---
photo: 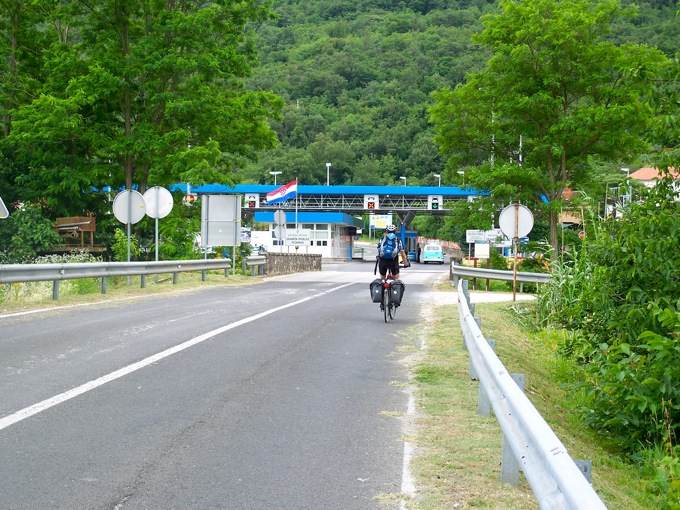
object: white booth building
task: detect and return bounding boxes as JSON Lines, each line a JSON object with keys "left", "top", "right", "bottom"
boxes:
{"left": 252, "top": 211, "right": 363, "bottom": 260}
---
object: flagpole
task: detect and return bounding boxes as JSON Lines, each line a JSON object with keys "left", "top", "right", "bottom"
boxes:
{"left": 295, "top": 177, "right": 299, "bottom": 230}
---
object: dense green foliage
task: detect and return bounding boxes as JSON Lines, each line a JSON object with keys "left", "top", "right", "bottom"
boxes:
{"left": 538, "top": 177, "right": 680, "bottom": 504}
{"left": 430, "top": 0, "right": 669, "bottom": 253}
{"left": 1, "top": 0, "right": 283, "bottom": 216}
{"left": 1, "top": 0, "right": 678, "bottom": 255}
{"left": 0, "top": 203, "right": 62, "bottom": 263}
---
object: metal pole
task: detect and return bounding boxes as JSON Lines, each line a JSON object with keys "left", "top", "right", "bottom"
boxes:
{"left": 513, "top": 204, "right": 519, "bottom": 301}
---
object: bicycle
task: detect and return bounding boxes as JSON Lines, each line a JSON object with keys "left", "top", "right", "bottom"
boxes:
{"left": 380, "top": 271, "right": 398, "bottom": 323}
{"left": 372, "top": 255, "right": 408, "bottom": 323}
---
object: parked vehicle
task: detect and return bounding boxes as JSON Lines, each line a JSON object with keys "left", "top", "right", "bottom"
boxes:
{"left": 422, "top": 243, "right": 444, "bottom": 264}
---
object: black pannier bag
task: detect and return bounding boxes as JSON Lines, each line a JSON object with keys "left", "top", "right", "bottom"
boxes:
{"left": 369, "top": 279, "right": 384, "bottom": 303}
{"left": 388, "top": 280, "right": 405, "bottom": 305}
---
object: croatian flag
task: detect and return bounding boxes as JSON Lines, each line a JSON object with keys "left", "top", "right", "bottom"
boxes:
{"left": 266, "top": 180, "right": 298, "bottom": 204}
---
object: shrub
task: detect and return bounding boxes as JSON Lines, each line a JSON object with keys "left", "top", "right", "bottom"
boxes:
{"left": 539, "top": 177, "right": 680, "bottom": 451}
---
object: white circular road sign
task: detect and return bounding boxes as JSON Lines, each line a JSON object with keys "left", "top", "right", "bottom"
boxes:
{"left": 143, "top": 186, "right": 174, "bottom": 219}
{"left": 274, "top": 209, "right": 286, "bottom": 225}
{"left": 112, "top": 190, "right": 146, "bottom": 224}
{"left": 498, "top": 204, "right": 534, "bottom": 239}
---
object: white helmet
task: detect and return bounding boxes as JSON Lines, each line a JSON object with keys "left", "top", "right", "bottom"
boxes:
{"left": 386, "top": 224, "right": 397, "bottom": 233}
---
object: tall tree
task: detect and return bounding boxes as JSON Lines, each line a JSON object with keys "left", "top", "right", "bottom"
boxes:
{"left": 3, "top": 0, "right": 283, "bottom": 214}
{"left": 430, "top": 0, "right": 667, "bottom": 253}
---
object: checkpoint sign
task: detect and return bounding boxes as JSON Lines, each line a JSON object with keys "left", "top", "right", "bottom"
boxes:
{"left": 285, "top": 228, "right": 311, "bottom": 246}
{"left": 364, "top": 194, "right": 379, "bottom": 210}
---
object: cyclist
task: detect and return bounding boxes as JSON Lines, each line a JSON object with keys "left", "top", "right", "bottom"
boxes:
{"left": 377, "top": 224, "right": 409, "bottom": 281}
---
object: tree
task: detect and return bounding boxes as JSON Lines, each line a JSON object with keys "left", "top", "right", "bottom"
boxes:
{"left": 2, "top": 0, "right": 284, "bottom": 214}
{"left": 430, "top": 0, "right": 668, "bottom": 254}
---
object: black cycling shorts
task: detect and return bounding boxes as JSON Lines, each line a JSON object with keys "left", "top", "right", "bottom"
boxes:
{"left": 378, "top": 256, "right": 400, "bottom": 277}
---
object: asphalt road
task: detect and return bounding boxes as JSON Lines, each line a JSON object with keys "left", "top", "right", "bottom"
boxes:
{"left": 0, "top": 261, "right": 451, "bottom": 510}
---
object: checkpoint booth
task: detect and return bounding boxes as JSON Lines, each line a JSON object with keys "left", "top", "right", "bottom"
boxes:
{"left": 252, "top": 211, "right": 363, "bottom": 260}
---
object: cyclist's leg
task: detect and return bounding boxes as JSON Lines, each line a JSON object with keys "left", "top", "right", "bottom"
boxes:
{"left": 378, "top": 258, "right": 388, "bottom": 279}
{"left": 390, "top": 259, "right": 401, "bottom": 280}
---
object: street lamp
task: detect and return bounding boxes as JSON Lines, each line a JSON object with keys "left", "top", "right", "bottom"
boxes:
{"left": 269, "top": 171, "right": 282, "bottom": 185}
{"left": 326, "top": 162, "right": 331, "bottom": 186}
{"left": 433, "top": 173, "right": 441, "bottom": 187}
{"left": 457, "top": 170, "right": 465, "bottom": 185}
{"left": 400, "top": 176, "right": 406, "bottom": 186}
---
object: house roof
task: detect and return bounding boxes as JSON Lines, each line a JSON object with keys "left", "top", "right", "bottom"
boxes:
{"left": 630, "top": 167, "right": 678, "bottom": 181}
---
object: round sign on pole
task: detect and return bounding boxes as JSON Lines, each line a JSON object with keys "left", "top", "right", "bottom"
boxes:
{"left": 112, "top": 190, "right": 146, "bottom": 224}
{"left": 274, "top": 209, "right": 286, "bottom": 225}
{"left": 498, "top": 204, "right": 534, "bottom": 239}
{"left": 143, "top": 187, "right": 174, "bottom": 219}
{"left": 274, "top": 225, "right": 286, "bottom": 240}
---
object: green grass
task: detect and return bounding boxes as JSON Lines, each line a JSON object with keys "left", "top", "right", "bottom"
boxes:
{"left": 404, "top": 299, "right": 652, "bottom": 509}
{"left": 0, "top": 271, "right": 258, "bottom": 315}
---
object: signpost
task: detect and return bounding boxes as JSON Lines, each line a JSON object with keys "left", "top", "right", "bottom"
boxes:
{"left": 498, "top": 204, "right": 534, "bottom": 301}
{"left": 112, "top": 190, "right": 146, "bottom": 265}
{"left": 143, "top": 187, "right": 174, "bottom": 263}
{"left": 201, "top": 194, "right": 240, "bottom": 274}
{"left": 273, "top": 209, "right": 286, "bottom": 250}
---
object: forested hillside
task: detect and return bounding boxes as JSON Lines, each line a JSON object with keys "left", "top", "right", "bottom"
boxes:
{"left": 0, "top": 0, "right": 677, "bottom": 260}
{"left": 241, "top": 0, "right": 680, "bottom": 187}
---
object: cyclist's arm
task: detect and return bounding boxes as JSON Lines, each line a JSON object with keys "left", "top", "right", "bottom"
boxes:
{"left": 399, "top": 249, "right": 410, "bottom": 267}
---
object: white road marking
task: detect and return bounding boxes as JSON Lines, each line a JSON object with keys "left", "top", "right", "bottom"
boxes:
{"left": 0, "top": 282, "right": 356, "bottom": 431}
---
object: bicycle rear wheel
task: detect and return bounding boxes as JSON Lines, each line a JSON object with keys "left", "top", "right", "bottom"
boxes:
{"left": 383, "top": 286, "right": 390, "bottom": 322}
{"left": 389, "top": 302, "right": 397, "bottom": 320}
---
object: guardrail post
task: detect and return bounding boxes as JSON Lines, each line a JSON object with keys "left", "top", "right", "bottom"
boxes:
{"left": 471, "top": 338, "right": 495, "bottom": 381}
{"left": 52, "top": 280, "right": 60, "bottom": 300}
{"left": 101, "top": 277, "right": 107, "bottom": 294}
{"left": 201, "top": 270, "right": 206, "bottom": 282}
{"left": 173, "top": 272, "right": 178, "bottom": 284}
{"left": 574, "top": 460, "right": 592, "bottom": 483}
{"left": 140, "top": 275, "right": 146, "bottom": 288}
{"left": 242, "top": 259, "right": 247, "bottom": 275}
{"left": 476, "top": 339, "right": 496, "bottom": 416}
{"left": 500, "top": 374, "right": 525, "bottom": 486}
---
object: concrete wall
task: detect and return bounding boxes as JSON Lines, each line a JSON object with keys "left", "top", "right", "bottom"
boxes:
{"left": 266, "top": 253, "right": 322, "bottom": 275}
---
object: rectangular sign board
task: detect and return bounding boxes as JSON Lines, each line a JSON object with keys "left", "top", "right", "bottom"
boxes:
{"left": 466, "top": 229, "right": 485, "bottom": 243}
{"left": 475, "top": 241, "right": 490, "bottom": 259}
{"left": 466, "top": 228, "right": 510, "bottom": 245}
{"left": 201, "top": 195, "right": 240, "bottom": 247}
{"left": 284, "top": 229, "right": 312, "bottom": 246}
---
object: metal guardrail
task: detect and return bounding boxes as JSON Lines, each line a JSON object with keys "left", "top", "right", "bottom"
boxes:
{"left": 0, "top": 259, "right": 232, "bottom": 300}
{"left": 242, "top": 255, "right": 266, "bottom": 276}
{"left": 457, "top": 279, "right": 606, "bottom": 510}
{"left": 451, "top": 263, "right": 551, "bottom": 286}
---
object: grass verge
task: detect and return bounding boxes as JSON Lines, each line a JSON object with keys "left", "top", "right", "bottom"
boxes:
{"left": 0, "top": 271, "right": 259, "bottom": 315}
{"left": 404, "top": 296, "right": 649, "bottom": 509}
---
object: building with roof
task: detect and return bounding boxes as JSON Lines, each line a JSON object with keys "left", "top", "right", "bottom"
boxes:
{"left": 172, "top": 183, "right": 481, "bottom": 260}
{"left": 630, "top": 167, "right": 679, "bottom": 188}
